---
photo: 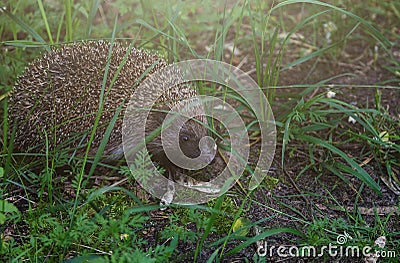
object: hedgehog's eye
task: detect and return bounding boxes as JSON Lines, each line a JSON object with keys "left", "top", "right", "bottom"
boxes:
{"left": 180, "top": 134, "right": 190, "bottom": 142}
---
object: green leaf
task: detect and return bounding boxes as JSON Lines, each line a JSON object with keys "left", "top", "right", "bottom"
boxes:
{"left": 0, "top": 200, "right": 20, "bottom": 224}
{"left": 232, "top": 217, "right": 251, "bottom": 236}
{"left": 0, "top": 213, "right": 5, "bottom": 225}
{"left": 0, "top": 200, "right": 19, "bottom": 213}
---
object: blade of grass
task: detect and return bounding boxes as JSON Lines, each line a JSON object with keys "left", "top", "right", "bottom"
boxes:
{"left": 87, "top": 103, "right": 123, "bottom": 179}
{"left": 42, "top": 130, "right": 54, "bottom": 204}
{"left": 224, "top": 227, "right": 305, "bottom": 256}
{"left": 65, "top": 14, "right": 119, "bottom": 258}
{"left": 194, "top": 195, "right": 224, "bottom": 261}
{"left": 56, "top": 12, "right": 65, "bottom": 43}
{"left": 282, "top": 115, "right": 292, "bottom": 168}
{"left": 296, "top": 134, "right": 381, "bottom": 193}
{"left": 0, "top": 7, "right": 49, "bottom": 51}
{"left": 281, "top": 43, "right": 338, "bottom": 71}
{"left": 37, "top": 0, "right": 53, "bottom": 44}
{"left": 85, "top": 42, "right": 138, "bottom": 178}
{"left": 218, "top": 191, "right": 251, "bottom": 258}
{"left": 271, "top": 0, "right": 392, "bottom": 48}
{"left": 65, "top": 0, "right": 73, "bottom": 42}
{"left": 2, "top": 98, "right": 8, "bottom": 152}
{"left": 86, "top": 0, "right": 101, "bottom": 38}
{"left": 2, "top": 40, "right": 50, "bottom": 47}
{"left": 3, "top": 100, "right": 15, "bottom": 178}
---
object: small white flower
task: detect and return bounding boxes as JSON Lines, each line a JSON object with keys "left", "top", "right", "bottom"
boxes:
{"left": 214, "top": 104, "right": 227, "bottom": 110}
{"left": 323, "top": 21, "right": 337, "bottom": 43}
{"left": 223, "top": 42, "right": 242, "bottom": 56}
{"left": 348, "top": 115, "right": 357, "bottom": 124}
{"left": 374, "top": 236, "right": 386, "bottom": 249}
{"left": 327, "top": 90, "right": 336, "bottom": 98}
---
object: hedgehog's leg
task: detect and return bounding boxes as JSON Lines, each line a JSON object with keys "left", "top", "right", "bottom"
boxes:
{"left": 160, "top": 170, "right": 175, "bottom": 209}
{"left": 187, "top": 181, "right": 221, "bottom": 194}
{"left": 174, "top": 171, "right": 221, "bottom": 194}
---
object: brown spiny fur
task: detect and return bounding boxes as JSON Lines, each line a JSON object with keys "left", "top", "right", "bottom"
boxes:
{"left": 8, "top": 41, "right": 209, "bottom": 173}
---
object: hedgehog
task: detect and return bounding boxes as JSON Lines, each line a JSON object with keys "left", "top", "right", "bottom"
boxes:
{"left": 8, "top": 41, "right": 215, "bottom": 177}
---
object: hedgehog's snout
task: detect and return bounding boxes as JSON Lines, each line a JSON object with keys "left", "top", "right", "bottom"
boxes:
{"left": 198, "top": 136, "right": 216, "bottom": 164}
{"left": 178, "top": 127, "right": 216, "bottom": 168}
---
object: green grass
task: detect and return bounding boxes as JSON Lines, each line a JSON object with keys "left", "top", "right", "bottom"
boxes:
{"left": 1, "top": 0, "right": 399, "bottom": 262}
